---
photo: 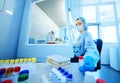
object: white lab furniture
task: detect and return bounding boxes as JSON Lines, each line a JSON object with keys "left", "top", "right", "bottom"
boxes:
{"left": 0, "top": 0, "right": 5, "bottom": 11}
{"left": 109, "top": 48, "right": 120, "bottom": 71}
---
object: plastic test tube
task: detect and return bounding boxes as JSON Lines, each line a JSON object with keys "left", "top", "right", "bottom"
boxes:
{"left": 1, "top": 79, "right": 13, "bottom": 83}
{"left": 28, "top": 58, "right": 31, "bottom": 63}
{"left": 4, "top": 60, "right": 9, "bottom": 64}
{"left": 19, "top": 59, "right": 24, "bottom": 64}
{"left": 15, "top": 59, "right": 19, "bottom": 64}
{"left": 66, "top": 74, "right": 73, "bottom": 83}
{"left": 18, "top": 74, "right": 29, "bottom": 83}
{"left": 0, "top": 60, "right": 4, "bottom": 63}
{"left": 19, "top": 70, "right": 29, "bottom": 75}
{"left": 13, "top": 66, "right": 21, "bottom": 83}
{"left": 10, "top": 59, "right": 15, "bottom": 64}
{"left": 14, "top": 66, "right": 21, "bottom": 74}
{"left": 18, "top": 70, "right": 29, "bottom": 83}
{"left": 5, "top": 67, "right": 13, "bottom": 76}
{"left": 0, "top": 60, "right": 4, "bottom": 67}
{"left": 32, "top": 58, "right": 36, "bottom": 63}
{"left": 23, "top": 58, "right": 28, "bottom": 63}
{"left": 0, "top": 68, "right": 6, "bottom": 82}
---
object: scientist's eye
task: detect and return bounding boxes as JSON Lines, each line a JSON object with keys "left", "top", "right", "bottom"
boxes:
{"left": 78, "top": 22, "right": 82, "bottom": 25}
{"left": 76, "top": 23, "right": 82, "bottom": 26}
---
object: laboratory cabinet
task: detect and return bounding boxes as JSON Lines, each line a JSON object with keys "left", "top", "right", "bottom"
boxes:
{"left": 0, "top": 0, "right": 5, "bottom": 11}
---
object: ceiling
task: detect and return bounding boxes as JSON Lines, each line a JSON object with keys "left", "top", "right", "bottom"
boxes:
{"left": 37, "top": 0, "right": 67, "bottom": 28}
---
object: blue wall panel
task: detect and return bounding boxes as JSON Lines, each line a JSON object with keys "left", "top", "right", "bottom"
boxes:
{"left": 0, "top": 0, "right": 25, "bottom": 59}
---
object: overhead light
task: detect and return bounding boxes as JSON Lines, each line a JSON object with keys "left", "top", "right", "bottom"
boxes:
{"left": 32, "top": 0, "right": 45, "bottom": 3}
{"left": 68, "top": 11, "right": 73, "bottom": 25}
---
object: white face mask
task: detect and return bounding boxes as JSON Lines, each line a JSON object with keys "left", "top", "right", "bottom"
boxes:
{"left": 76, "top": 25, "right": 83, "bottom": 32}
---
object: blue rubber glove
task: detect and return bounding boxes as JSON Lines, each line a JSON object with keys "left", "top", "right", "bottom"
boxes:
{"left": 79, "top": 66, "right": 86, "bottom": 75}
{"left": 79, "top": 56, "right": 95, "bottom": 75}
{"left": 83, "top": 63, "right": 95, "bottom": 71}
{"left": 84, "top": 56, "right": 95, "bottom": 71}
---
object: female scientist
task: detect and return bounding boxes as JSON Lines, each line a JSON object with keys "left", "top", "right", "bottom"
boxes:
{"left": 75, "top": 17, "right": 100, "bottom": 75}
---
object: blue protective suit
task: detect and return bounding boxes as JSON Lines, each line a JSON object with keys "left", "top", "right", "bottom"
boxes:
{"left": 75, "top": 31, "right": 100, "bottom": 75}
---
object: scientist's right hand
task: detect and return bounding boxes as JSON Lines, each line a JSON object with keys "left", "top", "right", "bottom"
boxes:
{"left": 79, "top": 56, "right": 95, "bottom": 75}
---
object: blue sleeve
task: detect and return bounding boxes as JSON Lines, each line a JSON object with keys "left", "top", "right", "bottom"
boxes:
{"left": 84, "top": 32, "right": 100, "bottom": 67}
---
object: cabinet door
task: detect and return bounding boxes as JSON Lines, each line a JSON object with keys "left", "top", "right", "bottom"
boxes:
{"left": 0, "top": 0, "right": 5, "bottom": 11}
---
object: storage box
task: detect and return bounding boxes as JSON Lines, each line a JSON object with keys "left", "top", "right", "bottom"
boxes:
{"left": 47, "top": 55, "right": 70, "bottom": 68}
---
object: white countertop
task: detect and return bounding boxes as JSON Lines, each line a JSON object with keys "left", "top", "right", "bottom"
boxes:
{"left": 28, "top": 63, "right": 85, "bottom": 83}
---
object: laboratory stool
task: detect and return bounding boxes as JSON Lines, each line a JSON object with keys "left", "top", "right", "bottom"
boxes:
{"left": 96, "top": 78, "right": 106, "bottom": 83}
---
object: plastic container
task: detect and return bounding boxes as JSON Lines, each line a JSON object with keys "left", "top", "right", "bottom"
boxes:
{"left": 3, "top": 67, "right": 13, "bottom": 82}
{"left": 58, "top": 67, "right": 68, "bottom": 83}
{"left": 61, "top": 76, "right": 66, "bottom": 83}
{"left": 1, "top": 79, "right": 13, "bottom": 83}
{"left": 66, "top": 74, "right": 73, "bottom": 83}
{"left": 19, "top": 59, "right": 24, "bottom": 64}
{"left": 0, "top": 68, "right": 6, "bottom": 82}
{"left": 84, "top": 71, "right": 95, "bottom": 83}
{"left": 51, "top": 67, "right": 66, "bottom": 83}
{"left": 13, "top": 66, "right": 21, "bottom": 73}
{"left": 5, "top": 67, "right": 13, "bottom": 77}
{"left": 52, "top": 68, "right": 59, "bottom": 83}
{"left": 23, "top": 58, "right": 28, "bottom": 63}
{"left": 56, "top": 71, "right": 62, "bottom": 83}
{"left": 96, "top": 78, "right": 106, "bottom": 83}
{"left": 58, "top": 67, "right": 62, "bottom": 71}
{"left": 31, "top": 58, "right": 36, "bottom": 63}
{"left": 4, "top": 60, "right": 9, "bottom": 64}
{"left": 0, "top": 60, "right": 4, "bottom": 64}
{"left": 27, "top": 58, "right": 31, "bottom": 63}
{"left": 25, "top": 58, "right": 36, "bottom": 74}
{"left": 14, "top": 59, "right": 19, "bottom": 64}
{"left": 9, "top": 59, "right": 14, "bottom": 64}
{"left": 78, "top": 56, "right": 84, "bottom": 66}
{"left": 13, "top": 66, "right": 21, "bottom": 83}
{"left": 19, "top": 70, "right": 29, "bottom": 75}
{"left": 18, "top": 74, "right": 29, "bottom": 83}
{"left": 0, "top": 68, "right": 6, "bottom": 75}
{"left": 18, "top": 70, "right": 29, "bottom": 83}
{"left": 63, "top": 71, "right": 68, "bottom": 76}
{"left": 60, "top": 69, "right": 65, "bottom": 74}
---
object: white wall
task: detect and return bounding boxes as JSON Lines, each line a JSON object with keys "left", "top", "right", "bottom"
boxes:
{"left": 0, "top": 0, "right": 25, "bottom": 59}
{"left": 29, "top": 4, "right": 60, "bottom": 42}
